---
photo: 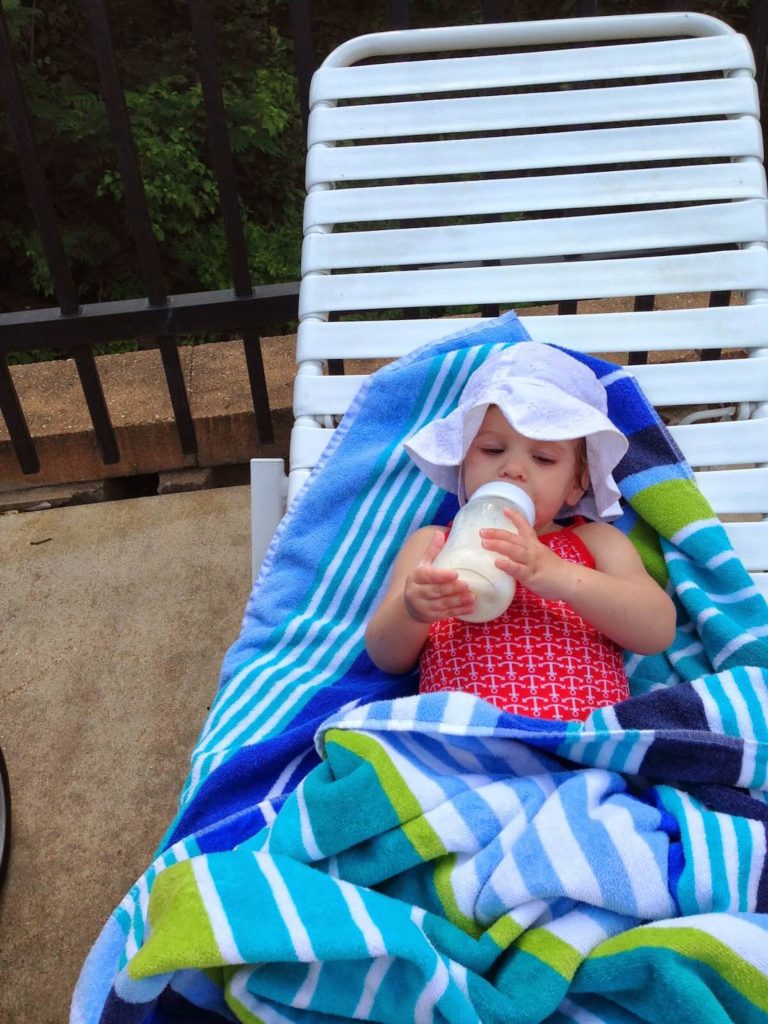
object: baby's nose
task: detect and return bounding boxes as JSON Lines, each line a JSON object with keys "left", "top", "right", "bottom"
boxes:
{"left": 501, "top": 457, "right": 526, "bottom": 480}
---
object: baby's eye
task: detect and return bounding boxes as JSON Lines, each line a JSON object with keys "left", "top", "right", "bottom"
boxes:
{"left": 533, "top": 454, "right": 556, "bottom": 465}
{"left": 481, "top": 446, "right": 504, "bottom": 455}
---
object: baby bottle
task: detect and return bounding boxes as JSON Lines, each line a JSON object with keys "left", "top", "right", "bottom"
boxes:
{"left": 432, "top": 481, "right": 535, "bottom": 623}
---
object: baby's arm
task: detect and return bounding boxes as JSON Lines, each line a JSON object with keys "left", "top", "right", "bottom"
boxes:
{"left": 365, "top": 526, "right": 475, "bottom": 673}
{"left": 482, "top": 511, "right": 677, "bottom": 655}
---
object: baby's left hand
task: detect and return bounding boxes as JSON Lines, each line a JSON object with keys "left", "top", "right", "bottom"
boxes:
{"left": 480, "top": 508, "right": 570, "bottom": 600}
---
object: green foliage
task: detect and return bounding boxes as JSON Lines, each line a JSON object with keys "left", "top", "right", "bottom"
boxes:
{"left": 0, "top": 0, "right": 760, "bottom": 368}
{"left": 0, "top": 0, "right": 303, "bottom": 327}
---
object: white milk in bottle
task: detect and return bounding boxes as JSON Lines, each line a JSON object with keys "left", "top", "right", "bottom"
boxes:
{"left": 432, "top": 481, "right": 535, "bottom": 623}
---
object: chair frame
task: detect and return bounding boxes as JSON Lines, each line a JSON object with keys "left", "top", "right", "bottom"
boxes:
{"left": 251, "top": 12, "right": 768, "bottom": 592}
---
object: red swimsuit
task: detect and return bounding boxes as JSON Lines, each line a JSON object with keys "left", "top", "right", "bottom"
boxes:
{"left": 419, "top": 526, "right": 629, "bottom": 720}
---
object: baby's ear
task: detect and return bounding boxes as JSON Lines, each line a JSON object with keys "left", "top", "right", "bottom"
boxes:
{"left": 574, "top": 439, "right": 590, "bottom": 495}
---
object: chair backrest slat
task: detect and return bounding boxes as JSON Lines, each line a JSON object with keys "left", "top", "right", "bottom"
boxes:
{"left": 293, "top": 356, "right": 768, "bottom": 417}
{"left": 308, "top": 78, "right": 758, "bottom": 144}
{"left": 696, "top": 468, "right": 768, "bottom": 513}
{"left": 294, "top": 13, "right": 768, "bottom": 578}
{"left": 310, "top": 35, "right": 754, "bottom": 103}
{"left": 296, "top": 306, "right": 768, "bottom": 361}
{"left": 304, "top": 165, "right": 767, "bottom": 228}
{"left": 299, "top": 249, "right": 768, "bottom": 316}
{"left": 724, "top": 523, "right": 768, "bottom": 573}
{"left": 306, "top": 118, "right": 763, "bottom": 187}
{"left": 668, "top": 419, "right": 768, "bottom": 467}
{"left": 302, "top": 200, "right": 768, "bottom": 273}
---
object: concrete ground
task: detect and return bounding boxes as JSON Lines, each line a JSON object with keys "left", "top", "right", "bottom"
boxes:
{"left": 0, "top": 486, "right": 254, "bottom": 1023}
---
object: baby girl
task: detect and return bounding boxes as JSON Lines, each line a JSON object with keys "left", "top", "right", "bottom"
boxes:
{"left": 365, "top": 342, "right": 676, "bottom": 720}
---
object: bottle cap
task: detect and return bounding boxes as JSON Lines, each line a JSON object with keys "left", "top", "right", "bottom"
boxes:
{"left": 470, "top": 481, "right": 535, "bottom": 525}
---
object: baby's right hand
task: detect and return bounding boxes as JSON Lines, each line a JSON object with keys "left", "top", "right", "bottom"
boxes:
{"left": 402, "top": 529, "right": 475, "bottom": 623}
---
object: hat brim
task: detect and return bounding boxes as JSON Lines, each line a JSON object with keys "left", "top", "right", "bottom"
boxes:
{"left": 404, "top": 373, "right": 628, "bottom": 520}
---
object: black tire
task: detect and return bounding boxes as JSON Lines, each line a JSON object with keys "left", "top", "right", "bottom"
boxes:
{"left": 0, "top": 745, "right": 9, "bottom": 891}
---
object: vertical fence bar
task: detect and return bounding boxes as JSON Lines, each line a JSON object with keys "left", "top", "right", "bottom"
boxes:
{"left": 482, "top": 0, "right": 509, "bottom": 22}
{"left": 557, "top": 255, "right": 580, "bottom": 316}
{"left": 747, "top": 0, "right": 767, "bottom": 101}
{"left": 0, "top": 356, "right": 39, "bottom": 474}
{"left": 188, "top": 0, "right": 251, "bottom": 299}
{"left": 0, "top": 9, "right": 78, "bottom": 316}
{"left": 700, "top": 291, "right": 730, "bottom": 362}
{"left": 155, "top": 340, "right": 197, "bottom": 453}
{"left": 290, "top": 0, "right": 315, "bottom": 136}
{"left": 478, "top": 0, "right": 505, "bottom": 321}
{"left": 388, "top": 0, "right": 409, "bottom": 31}
{"left": 0, "top": 2, "right": 119, "bottom": 468}
{"left": 383, "top": 1, "right": 411, "bottom": 341}
{"left": 82, "top": 0, "right": 167, "bottom": 305}
{"left": 70, "top": 345, "right": 122, "bottom": 461}
{"left": 293, "top": 0, "right": 344, "bottom": 377}
{"left": 627, "top": 295, "right": 654, "bottom": 366}
{"left": 188, "top": 0, "right": 273, "bottom": 443}
{"left": 82, "top": 0, "right": 198, "bottom": 456}
{"left": 156, "top": 350, "right": 196, "bottom": 454}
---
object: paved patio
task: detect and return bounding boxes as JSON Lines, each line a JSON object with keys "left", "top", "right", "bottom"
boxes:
{"left": 0, "top": 485, "right": 253, "bottom": 1023}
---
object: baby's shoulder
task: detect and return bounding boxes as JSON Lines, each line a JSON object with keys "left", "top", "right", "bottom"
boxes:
{"left": 572, "top": 519, "right": 619, "bottom": 539}
{"left": 572, "top": 519, "right": 643, "bottom": 572}
{"left": 572, "top": 519, "right": 632, "bottom": 555}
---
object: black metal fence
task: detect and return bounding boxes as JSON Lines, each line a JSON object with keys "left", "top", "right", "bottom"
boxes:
{"left": 0, "top": 0, "right": 299, "bottom": 475}
{"left": 0, "top": 0, "right": 765, "bottom": 477}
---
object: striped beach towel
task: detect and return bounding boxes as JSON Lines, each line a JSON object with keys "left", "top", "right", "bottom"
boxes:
{"left": 72, "top": 311, "right": 768, "bottom": 1023}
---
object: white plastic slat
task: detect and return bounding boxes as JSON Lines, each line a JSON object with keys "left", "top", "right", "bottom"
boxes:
{"left": 287, "top": 468, "right": 311, "bottom": 508}
{"left": 302, "top": 200, "right": 768, "bottom": 273}
{"left": 322, "top": 14, "right": 737, "bottom": 70}
{"left": 250, "top": 458, "right": 288, "bottom": 579}
{"left": 310, "top": 36, "right": 753, "bottom": 103}
{"left": 723, "top": 522, "right": 768, "bottom": 572}
{"left": 288, "top": 423, "right": 768, "bottom": 483}
{"left": 628, "top": 357, "right": 768, "bottom": 406}
{"left": 299, "top": 249, "right": 768, "bottom": 317}
{"left": 517, "top": 306, "right": 768, "bottom": 355}
{"left": 669, "top": 419, "right": 768, "bottom": 468}
{"left": 304, "top": 164, "right": 767, "bottom": 228}
{"left": 293, "top": 374, "right": 367, "bottom": 416}
{"left": 296, "top": 306, "right": 768, "bottom": 362}
{"left": 694, "top": 468, "right": 768, "bottom": 513}
{"left": 308, "top": 77, "right": 758, "bottom": 144}
{"left": 290, "top": 424, "right": 336, "bottom": 470}
{"left": 296, "top": 318, "right": 484, "bottom": 361}
{"left": 307, "top": 118, "right": 763, "bottom": 187}
{"left": 293, "top": 357, "right": 768, "bottom": 418}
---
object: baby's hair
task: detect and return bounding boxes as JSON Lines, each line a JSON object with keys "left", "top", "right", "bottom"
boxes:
{"left": 575, "top": 438, "right": 589, "bottom": 489}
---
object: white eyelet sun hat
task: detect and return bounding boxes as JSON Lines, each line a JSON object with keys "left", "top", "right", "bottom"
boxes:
{"left": 404, "top": 342, "right": 629, "bottom": 521}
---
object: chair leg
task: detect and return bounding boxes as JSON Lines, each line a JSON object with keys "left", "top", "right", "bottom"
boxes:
{"left": 0, "top": 744, "right": 10, "bottom": 891}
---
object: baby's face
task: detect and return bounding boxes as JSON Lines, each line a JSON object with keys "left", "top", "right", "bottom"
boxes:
{"left": 463, "top": 406, "right": 587, "bottom": 532}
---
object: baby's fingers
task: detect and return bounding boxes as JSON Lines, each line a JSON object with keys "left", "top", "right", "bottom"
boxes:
{"left": 412, "top": 563, "right": 464, "bottom": 588}
{"left": 404, "top": 574, "right": 474, "bottom": 622}
{"left": 419, "top": 528, "right": 447, "bottom": 567}
{"left": 503, "top": 506, "right": 536, "bottom": 535}
{"left": 479, "top": 528, "right": 525, "bottom": 558}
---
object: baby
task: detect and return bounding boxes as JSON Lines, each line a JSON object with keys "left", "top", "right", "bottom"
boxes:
{"left": 365, "top": 342, "right": 676, "bottom": 720}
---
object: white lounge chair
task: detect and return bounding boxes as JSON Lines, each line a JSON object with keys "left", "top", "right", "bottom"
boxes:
{"left": 250, "top": 11, "right": 768, "bottom": 598}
